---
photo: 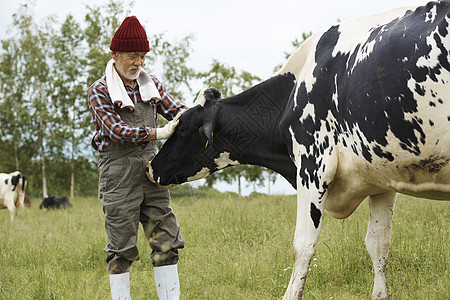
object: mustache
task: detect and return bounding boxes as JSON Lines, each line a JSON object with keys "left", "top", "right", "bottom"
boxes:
{"left": 129, "top": 66, "right": 141, "bottom": 71}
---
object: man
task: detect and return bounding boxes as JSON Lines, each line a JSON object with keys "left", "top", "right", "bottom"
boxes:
{"left": 88, "top": 16, "right": 186, "bottom": 300}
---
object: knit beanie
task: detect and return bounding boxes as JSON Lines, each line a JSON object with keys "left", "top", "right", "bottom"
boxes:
{"left": 110, "top": 16, "right": 150, "bottom": 52}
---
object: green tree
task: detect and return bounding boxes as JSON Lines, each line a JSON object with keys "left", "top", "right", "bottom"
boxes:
{"left": 50, "top": 14, "right": 92, "bottom": 198}
{"left": 147, "top": 33, "right": 197, "bottom": 100}
{"left": 0, "top": 38, "right": 28, "bottom": 171}
{"left": 2, "top": 2, "right": 53, "bottom": 197}
{"left": 0, "top": 0, "right": 307, "bottom": 198}
{"left": 0, "top": 2, "right": 99, "bottom": 198}
{"left": 84, "top": 0, "right": 125, "bottom": 86}
{"left": 0, "top": 2, "right": 42, "bottom": 173}
{"left": 198, "top": 59, "right": 259, "bottom": 97}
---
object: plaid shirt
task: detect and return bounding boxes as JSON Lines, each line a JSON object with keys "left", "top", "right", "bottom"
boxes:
{"left": 88, "top": 74, "right": 187, "bottom": 152}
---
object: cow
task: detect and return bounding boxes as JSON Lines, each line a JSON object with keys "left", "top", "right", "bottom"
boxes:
{"left": 146, "top": 1, "right": 450, "bottom": 299}
{"left": 0, "top": 171, "right": 27, "bottom": 224}
{"left": 39, "top": 195, "right": 73, "bottom": 210}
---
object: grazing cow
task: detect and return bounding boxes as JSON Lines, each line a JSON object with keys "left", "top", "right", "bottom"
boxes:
{"left": 147, "top": 2, "right": 450, "bottom": 299}
{"left": 39, "top": 196, "right": 73, "bottom": 210}
{"left": 0, "top": 171, "right": 27, "bottom": 223}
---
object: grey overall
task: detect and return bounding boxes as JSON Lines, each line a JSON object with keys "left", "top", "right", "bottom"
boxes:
{"left": 98, "top": 101, "right": 185, "bottom": 274}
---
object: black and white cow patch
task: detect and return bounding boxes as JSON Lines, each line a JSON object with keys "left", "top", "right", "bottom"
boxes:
{"left": 280, "top": 1, "right": 450, "bottom": 190}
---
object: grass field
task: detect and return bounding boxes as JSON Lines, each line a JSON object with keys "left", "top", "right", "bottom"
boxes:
{"left": 0, "top": 192, "right": 448, "bottom": 299}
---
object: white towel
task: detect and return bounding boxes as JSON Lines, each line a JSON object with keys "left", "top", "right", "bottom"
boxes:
{"left": 105, "top": 59, "right": 162, "bottom": 110}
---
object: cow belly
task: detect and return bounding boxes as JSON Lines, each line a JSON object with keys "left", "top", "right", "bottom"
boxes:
{"left": 387, "top": 164, "right": 450, "bottom": 200}
{"left": 324, "top": 174, "right": 383, "bottom": 219}
{"left": 324, "top": 147, "right": 450, "bottom": 218}
{"left": 388, "top": 181, "right": 450, "bottom": 200}
{"left": 385, "top": 151, "right": 450, "bottom": 200}
{"left": 321, "top": 146, "right": 385, "bottom": 218}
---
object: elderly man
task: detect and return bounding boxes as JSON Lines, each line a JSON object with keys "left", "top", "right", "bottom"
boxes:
{"left": 88, "top": 16, "right": 186, "bottom": 300}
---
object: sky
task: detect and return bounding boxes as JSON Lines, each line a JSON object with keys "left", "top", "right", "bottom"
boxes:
{"left": 1, "top": 0, "right": 428, "bottom": 195}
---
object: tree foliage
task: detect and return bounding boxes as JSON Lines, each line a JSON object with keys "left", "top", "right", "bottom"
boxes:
{"left": 0, "top": 0, "right": 299, "bottom": 198}
{"left": 0, "top": 1, "right": 124, "bottom": 197}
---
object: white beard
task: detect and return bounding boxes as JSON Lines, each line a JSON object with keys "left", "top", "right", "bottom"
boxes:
{"left": 115, "top": 63, "right": 141, "bottom": 81}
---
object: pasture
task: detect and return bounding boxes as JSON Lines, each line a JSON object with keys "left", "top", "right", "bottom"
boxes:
{"left": 0, "top": 192, "right": 448, "bottom": 299}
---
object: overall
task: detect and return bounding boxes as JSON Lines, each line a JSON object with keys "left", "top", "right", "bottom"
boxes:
{"left": 98, "top": 100, "right": 185, "bottom": 274}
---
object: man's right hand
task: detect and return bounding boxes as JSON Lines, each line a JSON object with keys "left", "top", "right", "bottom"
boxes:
{"left": 155, "top": 119, "right": 180, "bottom": 140}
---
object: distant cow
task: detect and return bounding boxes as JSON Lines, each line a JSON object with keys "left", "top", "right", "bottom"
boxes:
{"left": 39, "top": 196, "right": 73, "bottom": 210}
{"left": 0, "top": 171, "right": 27, "bottom": 223}
{"left": 147, "top": 2, "right": 450, "bottom": 299}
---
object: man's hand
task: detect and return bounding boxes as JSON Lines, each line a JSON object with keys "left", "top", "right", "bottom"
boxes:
{"left": 155, "top": 119, "right": 179, "bottom": 140}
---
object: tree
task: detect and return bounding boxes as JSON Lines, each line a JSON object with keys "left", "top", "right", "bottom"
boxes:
{"left": 50, "top": 14, "right": 91, "bottom": 198}
{"left": 5, "top": 3, "right": 53, "bottom": 198}
{"left": 0, "top": 1, "right": 99, "bottom": 198}
{"left": 84, "top": 0, "right": 125, "bottom": 87}
{"left": 147, "top": 33, "right": 197, "bottom": 100}
{"left": 0, "top": 0, "right": 308, "bottom": 198}
{"left": 0, "top": 2, "right": 42, "bottom": 173}
{"left": 0, "top": 37, "right": 27, "bottom": 171}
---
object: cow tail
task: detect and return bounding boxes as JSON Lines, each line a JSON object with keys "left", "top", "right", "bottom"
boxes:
{"left": 21, "top": 174, "right": 26, "bottom": 192}
{"left": 14, "top": 174, "right": 26, "bottom": 208}
{"left": 14, "top": 188, "right": 20, "bottom": 207}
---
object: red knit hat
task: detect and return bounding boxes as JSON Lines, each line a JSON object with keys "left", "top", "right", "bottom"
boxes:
{"left": 110, "top": 16, "right": 150, "bottom": 52}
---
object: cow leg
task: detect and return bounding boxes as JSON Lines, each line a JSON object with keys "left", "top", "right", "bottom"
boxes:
{"left": 17, "top": 203, "right": 24, "bottom": 219}
{"left": 283, "top": 188, "right": 325, "bottom": 300}
{"left": 17, "top": 190, "right": 25, "bottom": 219}
{"left": 283, "top": 146, "right": 338, "bottom": 300}
{"left": 9, "top": 209, "right": 15, "bottom": 224}
{"left": 6, "top": 201, "right": 15, "bottom": 224}
{"left": 365, "top": 192, "right": 396, "bottom": 300}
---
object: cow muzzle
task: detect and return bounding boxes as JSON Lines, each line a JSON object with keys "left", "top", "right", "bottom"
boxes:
{"left": 145, "top": 161, "right": 156, "bottom": 183}
{"left": 145, "top": 161, "right": 174, "bottom": 189}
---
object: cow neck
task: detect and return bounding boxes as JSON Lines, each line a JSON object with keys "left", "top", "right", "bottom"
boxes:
{"left": 214, "top": 73, "right": 297, "bottom": 188}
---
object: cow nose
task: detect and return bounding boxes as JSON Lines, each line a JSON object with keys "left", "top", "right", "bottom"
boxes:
{"left": 145, "top": 161, "right": 156, "bottom": 183}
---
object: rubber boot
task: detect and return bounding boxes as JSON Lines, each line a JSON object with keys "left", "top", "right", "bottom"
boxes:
{"left": 109, "top": 272, "right": 131, "bottom": 300}
{"left": 154, "top": 264, "right": 180, "bottom": 300}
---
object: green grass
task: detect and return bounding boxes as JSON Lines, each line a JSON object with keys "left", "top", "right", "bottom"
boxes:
{"left": 0, "top": 193, "right": 448, "bottom": 299}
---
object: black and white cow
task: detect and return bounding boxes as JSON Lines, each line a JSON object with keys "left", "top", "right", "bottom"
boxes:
{"left": 0, "top": 171, "right": 27, "bottom": 224}
{"left": 147, "top": 2, "right": 450, "bottom": 299}
{"left": 39, "top": 195, "right": 73, "bottom": 210}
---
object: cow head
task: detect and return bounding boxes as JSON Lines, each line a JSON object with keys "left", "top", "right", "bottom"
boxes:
{"left": 40, "top": 195, "right": 55, "bottom": 209}
{"left": 147, "top": 73, "right": 299, "bottom": 189}
{"left": 146, "top": 87, "right": 225, "bottom": 188}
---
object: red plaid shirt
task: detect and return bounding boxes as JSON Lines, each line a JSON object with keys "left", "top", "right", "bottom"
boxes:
{"left": 88, "top": 74, "right": 187, "bottom": 151}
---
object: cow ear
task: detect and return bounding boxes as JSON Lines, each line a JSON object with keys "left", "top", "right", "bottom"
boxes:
{"left": 194, "top": 88, "right": 209, "bottom": 106}
{"left": 209, "top": 87, "right": 221, "bottom": 100}
{"left": 199, "top": 104, "right": 219, "bottom": 145}
{"left": 194, "top": 87, "right": 221, "bottom": 107}
{"left": 200, "top": 122, "right": 214, "bottom": 144}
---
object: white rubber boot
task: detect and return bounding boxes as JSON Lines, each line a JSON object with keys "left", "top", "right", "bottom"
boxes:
{"left": 154, "top": 264, "right": 180, "bottom": 300}
{"left": 109, "top": 272, "right": 131, "bottom": 300}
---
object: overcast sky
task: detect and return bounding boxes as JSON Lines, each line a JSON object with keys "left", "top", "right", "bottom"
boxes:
{"left": 0, "top": 0, "right": 428, "bottom": 195}
{"left": 2, "top": 0, "right": 426, "bottom": 79}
